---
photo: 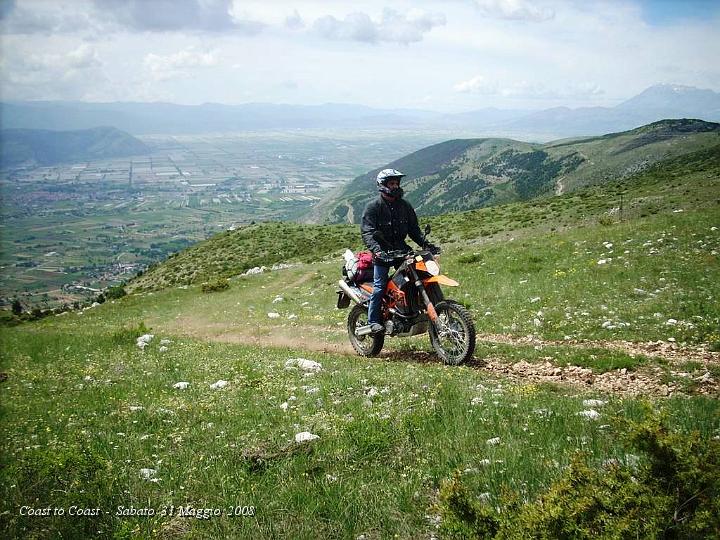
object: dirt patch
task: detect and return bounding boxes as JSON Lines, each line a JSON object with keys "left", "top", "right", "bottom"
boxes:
{"left": 160, "top": 317, "right": 719, "bottom": 397}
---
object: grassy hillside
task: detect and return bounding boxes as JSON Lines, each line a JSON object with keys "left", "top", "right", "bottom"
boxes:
{"left": 314, "top": 119, "right": 720, "bottom": 223}
{"left": 130, "top": 142, "right": 720, "bottom": 294}
{"left": 0, "top": 126, "right": 149, "bottom": 168}
{"left": 1, "top": 141, "right": 718, "bottom": 538}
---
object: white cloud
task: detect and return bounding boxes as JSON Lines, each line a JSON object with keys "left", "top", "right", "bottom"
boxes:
{"left": 473, "top": 0, "right": 554, "bottom": 22}
{"left": 94, "top": 0, "right": 263, "bottom": 34}
{"left": 144, "top": 48, "right": 218, "bottom": 81}
{"left": 454, "top": 75, "right": 498, "bottom": 94}
{"left": 285, "top": 9, "right": 305, "bottom": 30}
{"left": 313, "top": 8, "right": 446, "bottom": 44}
{"left": 454, "top": 76, "right": 605, "bottom": 101}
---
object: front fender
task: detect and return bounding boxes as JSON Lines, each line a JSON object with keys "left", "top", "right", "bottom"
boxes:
{"left": 423, "top": 275, "right": 459, "bottom": 287}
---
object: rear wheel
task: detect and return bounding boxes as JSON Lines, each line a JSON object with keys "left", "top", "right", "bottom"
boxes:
{"left": 347, "top": 304, "right": 384, "bottom": 357}
{"left": 429, "top": 300, "right": 476, "bottom": 365}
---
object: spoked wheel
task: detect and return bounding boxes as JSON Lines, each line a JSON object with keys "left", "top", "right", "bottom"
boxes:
{"left": 347, "top": 304, "right": 384, "bottom": 357}
{"left": 429, "top": 301, "right": 476, "bottom": 365}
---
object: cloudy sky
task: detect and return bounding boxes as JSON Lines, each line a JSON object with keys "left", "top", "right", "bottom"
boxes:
{"left": 1, "top": 0, "right": 719, "bottom": 112}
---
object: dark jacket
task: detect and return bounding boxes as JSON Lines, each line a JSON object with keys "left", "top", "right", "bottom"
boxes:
{"left": 361, "top": 195, "right": 426, "bottom": 257}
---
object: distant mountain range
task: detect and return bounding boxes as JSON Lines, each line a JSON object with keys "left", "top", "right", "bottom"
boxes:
{"left": 0, "top": 126, "right": 149, "bottom": 168}
{"left": 308, "top": 118, "right": 720, "bottom": 223}
{"left": 1, "top": 85, "right": 719, "bottom": 139}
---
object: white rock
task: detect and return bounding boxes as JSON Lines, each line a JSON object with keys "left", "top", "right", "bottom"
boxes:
{"left": 285, "top": 358, "right": 323, "bottom": 372}
{"left": 267, "top": 312, "right": 281, "bottom": 319}
{"left": 139, "top": 468, "right": 156, "bottom": 479}
{"left": 173, "top": 382, "right": 190, "bottom": 390}
{"left": 210, "top": 380, "right": 228, "bottom": 390}
{"left": 583, "top": 399, "right": 607, "bottom": 408}
{"left": 295, "top": 431, "right": 319, "bottom": 443}
{"left": 137, "top": 334, "right": 154, "bottom": 344}
{"left": 366, "top": 387, "right": 379, "bottom": 398}
{"left": 129, "top": 406, "right": 144, "bottom": 412}
{"left": 666, "top": 318, "right": 678, "bottom": 326}
{"left": 272, "top": 297, "right": 284, "bottom": 303}
{"left": 471, "top": 397, "right": 483, "bottom": 406}
{"left": 578, "top": 409, "right": 600, "bottom": 420}
{"left": 478, "top": 459, "right": 491, "bottom": 466}
{"left": 486, "top": 437, "right": 501, "bottom": 445}
{"left": 243, "top": 266, "right": 266, "bottom": 276}
{"left": 597, "top": 259, "right": 608, "bottom": 265}
{"left": 287, "top": 314, "right": 298, "bottom": 320}
{"left": 530, "top": 297, "right": 541, "bottom": 303}
{"left": 159, "top": 346, "right": 168, "bottom": 353}
{"left": 280, "top": 402, "right": 289, "bottom": 411}
{"left": 160, "top": 339, "right": 172, "bottom": 345}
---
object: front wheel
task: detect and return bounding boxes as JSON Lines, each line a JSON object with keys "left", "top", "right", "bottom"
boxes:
{"left": 347, "top": 304, "right": 384, "bottom": 357}
{"left": 429, "top": 301, "right": 476, "bottom": 365}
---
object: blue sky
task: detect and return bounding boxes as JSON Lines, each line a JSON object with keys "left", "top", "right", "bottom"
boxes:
{"left": 639, "top": 0, "right": 720, "bottom": 25}
{"left": 1, "top": 0, "right": 719, "bottom": 112}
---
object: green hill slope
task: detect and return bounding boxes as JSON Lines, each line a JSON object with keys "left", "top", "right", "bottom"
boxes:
{"left": 2, "top": 137, "right": 719, "bottom": 539}
{"left": 128, "top": 142, "right": 720, "bottom": 293}
{"left": 0, "top": 126, "right": 149, "bottom": 167}
{"left": 314, "top": 119, "right": 720, "bottom": 223}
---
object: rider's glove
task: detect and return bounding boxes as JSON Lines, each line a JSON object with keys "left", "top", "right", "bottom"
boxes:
{"left": 423, "top": 242, "right": 440, "bottom": 254}
{"left": 373, "top": 250, "right": 388, "bottom": 261}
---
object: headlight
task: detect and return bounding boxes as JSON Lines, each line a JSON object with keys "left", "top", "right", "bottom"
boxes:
{"left": 425, "top": 260, "right": 440, "bottom": 276}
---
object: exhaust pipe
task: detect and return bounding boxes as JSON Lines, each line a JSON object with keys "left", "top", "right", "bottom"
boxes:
{"left": 338, "top": 279, "right": 364, "bottom": 305}
{"left": 355, "top": 325, "right": 374, "bottom": 336}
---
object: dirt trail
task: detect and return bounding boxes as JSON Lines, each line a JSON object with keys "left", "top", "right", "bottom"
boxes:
{"left": 163, "top": 317, "right": 719, "bottom": 397}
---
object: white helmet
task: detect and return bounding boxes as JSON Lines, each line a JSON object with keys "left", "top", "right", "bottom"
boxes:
{"left": 376, "top": 168, "right": 406, "bottom": 198}
{"left": 376, "top": 168, "right": 405, "bottom": 190}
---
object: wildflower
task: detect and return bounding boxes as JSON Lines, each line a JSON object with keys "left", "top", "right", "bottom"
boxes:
{"left": 578, "top": 410, "right": 600, "bottom": 420}
{"left": 139, "top": 468, "right": 157, "bottom": 480}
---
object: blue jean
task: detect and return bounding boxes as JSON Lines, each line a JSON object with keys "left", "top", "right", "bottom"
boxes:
{"left": 367, "top": 263, "right": 390, "bottom": 325}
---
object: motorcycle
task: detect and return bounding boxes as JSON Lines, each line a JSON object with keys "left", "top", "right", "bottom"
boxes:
{"left": 336, "top": 226, "right": 476, "bottom": 365}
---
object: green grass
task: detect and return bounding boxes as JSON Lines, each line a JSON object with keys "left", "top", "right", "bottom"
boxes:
{"left": 1, "top": 323, "right": 718, "bottom": 538}
{"left": 1, "top": 141, "right": 719, "bottom": 538}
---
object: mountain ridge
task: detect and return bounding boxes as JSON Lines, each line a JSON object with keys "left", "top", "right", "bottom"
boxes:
{"left": 311, "top": 119, "right": 720, "bottom": 224}
{"left": 2, "top": 84, "right": 719, "bottom": 138}
{"left": 0, "top": 126, "right": 149, "bottom": 167}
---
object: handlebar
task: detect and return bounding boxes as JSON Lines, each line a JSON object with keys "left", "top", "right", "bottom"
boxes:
{"left": 374, "top": 246, "right": 441, "bottom": 264}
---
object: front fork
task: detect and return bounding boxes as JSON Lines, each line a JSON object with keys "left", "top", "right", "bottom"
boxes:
{"left": 410, "top": 268, "right": 438, "bottom": 322}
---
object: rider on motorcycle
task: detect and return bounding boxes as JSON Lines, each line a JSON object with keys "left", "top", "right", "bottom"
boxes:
{"left": 360, "top": 168, "right": 438, "bottom": 334}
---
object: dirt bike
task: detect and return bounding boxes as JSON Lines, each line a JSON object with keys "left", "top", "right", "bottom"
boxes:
{"left": 336, "top": 229, "right": 476, "bottom": 365}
